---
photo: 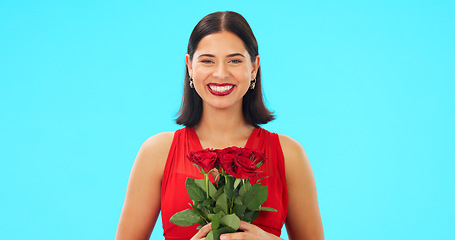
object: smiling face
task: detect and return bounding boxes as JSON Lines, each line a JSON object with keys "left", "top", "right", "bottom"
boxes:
{"left": 186, "top": 31, "right": 260, "bottom": 111}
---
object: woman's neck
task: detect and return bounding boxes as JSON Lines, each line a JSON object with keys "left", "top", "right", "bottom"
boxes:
{"left": 194, "top": 104, "right": 255, "bottom": 149}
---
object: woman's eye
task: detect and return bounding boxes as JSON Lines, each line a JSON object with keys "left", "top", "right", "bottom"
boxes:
{"left": 201, "top": 60, "right": 213, "bottom": 63}
{"left": 230, "top": 59, "right": 242, "bottom": 63}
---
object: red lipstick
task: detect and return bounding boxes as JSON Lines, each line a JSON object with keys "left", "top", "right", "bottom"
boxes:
{"left": 207, "top": 83, "right": 235, "bottom": 96}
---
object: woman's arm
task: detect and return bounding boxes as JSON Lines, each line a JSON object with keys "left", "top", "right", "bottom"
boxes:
{"left": 115, "top": 132, "right": 174, "bottom": 240}
{"left": 279, "top": 135, "right": 324, "bottom": 240}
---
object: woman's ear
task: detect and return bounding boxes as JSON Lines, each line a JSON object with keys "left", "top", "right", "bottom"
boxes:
{"left": 252, "top": 55, "right": 260, "bottom": 79}
{"left": 185, "top": 54, "right": 193, "bottom": 77}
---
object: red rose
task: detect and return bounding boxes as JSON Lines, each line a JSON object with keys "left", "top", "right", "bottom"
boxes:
{"left": 187, "top": 149, "right": 217, "bottom": 173}
{"left": 189, "top": 147, "right": 266, "bottom": 178}
{"left": 216, "top": 147, "right": 241, "bottom": 175}
{"left": 216, "top": 147, "right": 266, "bottom": 179}
{"left": 250, "top": 150, "right": 266, "bottom": 167}
{"left": 239, "top": 148, "right": 266, "bottom": 167}
{"left": 216, "top": 146, "right": 242, "bottom": 155}
{"left": 239, "top": 148, "right": 254, "bottom": 158}
{"left": 231, "top": 155, "right": 259, "bottom": 179}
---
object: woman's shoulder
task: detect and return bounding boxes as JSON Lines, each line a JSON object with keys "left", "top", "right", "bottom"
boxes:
{"left": 277, "top": 134, "right": 310, "bottom": 169}
{"left": 143, "top": 131, "right": 175, "bottom": 147}
{"left": 140, "top": 131, "right": 175, "bottom": 156}
{"left": 134, "top": 131, "right": 175, "bottom": 173}
{"left": 277, "top": 134, "right": 304, "bottom": 152}
{"left": 258, "top": 128, "right": 305, "bottom": 156}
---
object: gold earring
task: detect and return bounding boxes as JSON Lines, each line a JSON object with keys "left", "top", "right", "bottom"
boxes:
{"left": 249, "top": 78, "right": 256, "bottom": 89}
{"left": 189, "top": 77, "right": 194, "bottom": 88}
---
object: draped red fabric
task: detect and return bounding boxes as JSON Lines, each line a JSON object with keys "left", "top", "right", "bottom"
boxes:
{"left": 160, "top": 127, "right": 288, "bottom": 239}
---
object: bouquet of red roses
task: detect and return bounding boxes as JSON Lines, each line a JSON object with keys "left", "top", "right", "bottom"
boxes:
{"left": 170, "top": 146, "right": 276, "bottom": 240}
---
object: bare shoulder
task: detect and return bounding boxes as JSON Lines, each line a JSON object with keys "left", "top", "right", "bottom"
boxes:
{"left": 140, "top": 132, "right": 174, "bottom": 155}
{"left": 278, "top": 134, "right": 310, "bottom": 168}
{"left": 134, "top": 131, "right": 175, "bottom": 176}
{"left": 278, "top": 134, "right": 314, "bottom": 188}
{"left": 278, "top": 134, "right": 304, "bottom": 152}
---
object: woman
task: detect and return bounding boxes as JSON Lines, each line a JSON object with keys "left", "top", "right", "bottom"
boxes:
{"left": 115, "top": 11, "right": 324, "bottom": 240}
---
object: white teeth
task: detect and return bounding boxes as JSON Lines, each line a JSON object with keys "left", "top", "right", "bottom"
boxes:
{"left": 209, "top": 85, "right": 233, "bottom": 92}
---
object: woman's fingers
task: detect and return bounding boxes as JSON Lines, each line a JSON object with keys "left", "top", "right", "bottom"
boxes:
{"left": 198, "top": 222, "right": 213, "bottom": 236}
{"left": 220, "top": 221, "right": 279, "bottom": 240}
{"left": 220, "top": 221, "right": 254, "bottom": 239}
{"left": 191, "top": 223, "right": 212, "bottom": 240}
{"left": 237, "top": 221, "right": 254, "bottom": 231}
{"left": 220, "top": 232, "right": 247, "bottom": 239}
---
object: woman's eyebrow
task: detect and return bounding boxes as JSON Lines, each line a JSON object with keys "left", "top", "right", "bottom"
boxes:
{"left": 197, "top": 53, "right": 246, "bottom": 58}
{"left": 198, "top": 54, "right": 215, "bottom": 58}
{"left": 226, "top": 53, "right": 245, "bottom": 58}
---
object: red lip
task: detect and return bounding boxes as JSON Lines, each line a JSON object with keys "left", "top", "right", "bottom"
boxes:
{"left": 207, "top": 83, "right": 235, "bottom": 96}
{"left": 208, "top": 83, "right": 234, "bottom": 86}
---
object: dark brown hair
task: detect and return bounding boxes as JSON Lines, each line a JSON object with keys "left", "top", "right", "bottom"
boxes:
{"left": 175, "top": 11, "right": 274, "bottom": 127}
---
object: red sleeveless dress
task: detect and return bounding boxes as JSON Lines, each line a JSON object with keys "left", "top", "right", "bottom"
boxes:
{"left": 160, "top": 127, "right": 288, "bottom": 239}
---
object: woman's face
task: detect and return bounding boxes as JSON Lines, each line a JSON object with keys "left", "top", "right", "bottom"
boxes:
{"left": 186, "top": 31, "right": 260, "bottom": 111}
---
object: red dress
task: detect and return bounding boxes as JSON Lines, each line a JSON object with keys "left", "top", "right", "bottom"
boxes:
{"left": 160, "top": 127, "right": 288, "bottom": 239}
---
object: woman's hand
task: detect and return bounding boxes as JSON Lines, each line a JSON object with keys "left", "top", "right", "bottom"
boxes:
{"left": 219, "top": 221, "right": 282, "bottom": 240}
{"left": 191, "top": 223, "right": 212, "bottom": 240}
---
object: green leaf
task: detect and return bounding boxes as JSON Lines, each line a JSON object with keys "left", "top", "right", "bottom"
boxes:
{"left": 206, "top": 227, "right": 236, "bottom": 240}
{"left": 202, "top": 198, "right": 213, "bottom": 207}
{"left": 206, "top": 230, "right": 215, "bottom": 240}
{"left": 211, "top": 211, "right": 224, "bottom": 230}
{"left": 233, "top": 204, "right": 246, "bottom": 219}
{"left": 206, "top": 230, "right": 214, "bottom": 240}
{"left": 195, "top": 178, "right": 217, "bottom": 199}
{"left": 225, "top": 176, "right": 235, "bottom": 200}
{"left": 189, "top": 206, "right": 210, "bottom": 225}
{"left": 234, "top": 178, "right": 242, "bottom": 189}
{"left": 259, "top": 206, "right": 277, "bottom": 212}
{"left": 215, "top": 192, "right": 228, "bottom": 214}
{"left": 243, "top": 183, "right": 269, "bottom": 211}
{"left": 234, "top": 196, "right": 242, "bottom": 205}
{"left": 198, "top": 218, "right": 207, "bottom": 225}
{"left": 250, "top": 211, "right": 259, "bottom": 222}
{"left": 220, "top": 214, "right": 241, "bottom": 230}
{"left": 186, "top": 178, "right": 206, "bottom": 202}
{"left": 252, "top": 184, "right": 268, "bottom": 206}
{"left": 191, "top": 205, "right": 204, "bottom": 216}
{"left": 243, "top": 210, "right": 259, "bottom": 223}
{"left": 214, "top": 185, "right": 225, "bottom": 200}
{"left": 246, "top": 198, "right": 261, "bottom": 211}
{"left": 169, "top": 209, "right": 200, "bottom": 226}
{"left": 207, "top": 213, "right": 215, "bottom": 221}
{"left": 239, "top": 181, "right": 252, "bottom": 197}
{"left": 194, "top": 202, "right": 203, "bottom": 210}
{"left": 201, "top": 206, "right": 209, "bottom": 217}
{"left": 242, "top": 187, "right": 254, "bottom": 205}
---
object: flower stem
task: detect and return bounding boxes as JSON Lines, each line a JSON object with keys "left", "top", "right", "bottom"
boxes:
{"left": 225, "top": 175, "right": 231, "bottom": 214}
{"left": 205, "top": 173, "right": 209, "bottom": 199}
{"left": 230, "top": 196, "right": 234, "bottom": 214}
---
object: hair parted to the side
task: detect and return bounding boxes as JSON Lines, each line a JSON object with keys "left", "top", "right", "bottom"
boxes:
{"left": 175, "top": 11, "right": 275, "bottom": 127}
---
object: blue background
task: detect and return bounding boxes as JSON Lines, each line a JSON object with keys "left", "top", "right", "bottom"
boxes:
{"left": 1, "top": 1, "right": 454, "bottom": 239}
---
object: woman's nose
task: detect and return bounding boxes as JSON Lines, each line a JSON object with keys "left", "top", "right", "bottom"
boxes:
{"left": 213, "top": 63, "right": 229, "bottom": 79}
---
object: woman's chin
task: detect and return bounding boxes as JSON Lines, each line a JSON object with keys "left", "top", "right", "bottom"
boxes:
{"left": 203, "top": 100, "right": 242, "bottom": 111}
